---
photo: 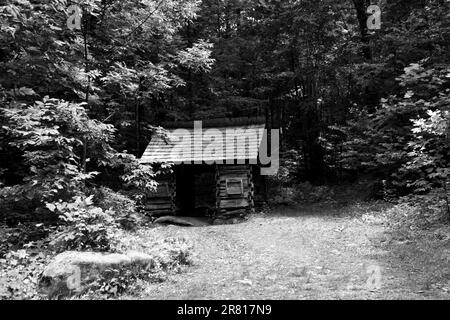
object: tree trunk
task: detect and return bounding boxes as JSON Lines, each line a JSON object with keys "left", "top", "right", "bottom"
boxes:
{"left": 352, "top": 0, "right": 372, "bottom": 60}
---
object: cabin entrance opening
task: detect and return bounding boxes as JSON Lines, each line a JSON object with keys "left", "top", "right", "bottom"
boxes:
{"left": 175, "top": 164, "right": 216, "bottom": 217}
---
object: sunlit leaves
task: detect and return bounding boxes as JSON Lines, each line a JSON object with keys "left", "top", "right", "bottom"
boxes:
{"left": 176, "top": 40, "right": 215, "bottom": 73}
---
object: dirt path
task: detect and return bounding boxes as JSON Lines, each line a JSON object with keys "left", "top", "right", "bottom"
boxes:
{"left": 141, "top": 208, "right": 448, "bottom": 299}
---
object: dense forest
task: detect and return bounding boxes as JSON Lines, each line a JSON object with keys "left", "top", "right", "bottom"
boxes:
{"left": 0, "top": 0, "right": 449, "bottom": 300}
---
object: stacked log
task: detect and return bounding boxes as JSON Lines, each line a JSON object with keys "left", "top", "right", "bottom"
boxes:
{"left": 251, "top": 168, "right": 267, "bottom": 208}
{"left": 141, "top": 175, "right": 175, "bottom": 217}
{"left": 141, "top": 165, "right": 261, "bottom": 221}
{"left": 215, "top": 165, "right": 254, "bottom": 221}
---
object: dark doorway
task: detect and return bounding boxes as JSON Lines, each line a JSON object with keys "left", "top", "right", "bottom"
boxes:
{"left": 175, "top": 165, "right": 196, "bottom": 215}
{"left": 175, "top": 165, "right": 216, "bottom": 216}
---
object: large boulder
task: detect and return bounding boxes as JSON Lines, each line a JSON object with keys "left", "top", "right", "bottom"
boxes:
{"left": 38, "top": 251, "right": 155, "bottom": 298}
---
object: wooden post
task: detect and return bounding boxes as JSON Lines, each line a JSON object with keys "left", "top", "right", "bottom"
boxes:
{"left": 170, "top": 174, "right": 176, "bottom": 215}
{"left": 248, "top": 166, "right": 255, "bottom": 213}
{"left": 215, "top": 164, "right": 220, "bottom": 218}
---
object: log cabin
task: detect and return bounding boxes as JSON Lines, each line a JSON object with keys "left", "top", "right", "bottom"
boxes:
{"left": 139, "top": 117, "right": 270, "bottom": 222}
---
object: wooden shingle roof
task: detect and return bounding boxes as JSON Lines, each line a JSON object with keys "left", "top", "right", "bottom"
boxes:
{"left": 140, "top": 124, "right": 265, "bottom": 164}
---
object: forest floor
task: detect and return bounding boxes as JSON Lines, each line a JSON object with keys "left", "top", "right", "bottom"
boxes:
{"left": 136, "top": 204, "right": 450, "bottom": 300}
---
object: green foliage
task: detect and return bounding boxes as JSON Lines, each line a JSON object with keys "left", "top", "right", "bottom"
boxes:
{"left": 0, "top": 249, "right": 50, "bottom": 300}
{"left": 176, "top": 40, "right": 215, "bottom": 73}
{"left": 404, "top": 62, "right": 450, "bottom": 192}
{"left": 106, "top": 152, "right": 158, "bottom": 195}
{"left": 46, "top": 195, "right": 119, "bottom": 252}
{"left": 93, "top": 187, "right": 142, "bottom": 230}
{"left": 0, "top": 0, "right": 212, "bottom": 155}
{"left": 338, "top": 58, "right": 449, "bottom": 195}
{"left": 382, "top": 193, "right": 450, "bottom": 262}
{"left": 1, "top": 97, "right": 113, "bottom": 203}
{"left": 0, "top": 97, "right": 156, "bottom": 222}
{"left": 0, "top": 224, "right": 50, "bottom": 258}
{"left": 89, "top": 267, "right": 144, "bottom": 298}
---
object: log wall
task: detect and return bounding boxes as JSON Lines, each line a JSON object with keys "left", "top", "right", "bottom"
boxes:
{"left": 142, "top": 165, "right": 259, "bottom": 221}
{"left": 215, "top": 165, "right": 254, "bottom": 220}
{"left": 141, "top": 174, "right": 176, "bottom": 217}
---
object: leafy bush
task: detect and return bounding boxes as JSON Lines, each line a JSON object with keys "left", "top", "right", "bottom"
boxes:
{"left": 335, "top": 59, "right": 449, "bottom": 197}
{"left": 86, "top": 267, "right": 143, "bottom": 298}
{"left": 386, "top": 192, "right": 449, "bottom": 240}
{"left": 0, "top": 249, "right": 50, "bottom": 300}
{"left": 0, "top": 97, "right": 156, "bottom": 224}
{"left": 0, "top": 224, "right": 50, "bottom": 258}
{"left": 46, "top": 196, "right": 119, "bottom": 252}
{"left": 151, "top": 237, "right": 193, "bottom": 270}
{"left": 0, "top": 98, "right": 114, "bottom": 208}
{"left": 93, "top": 187, "right": 143, "bottom": 230}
